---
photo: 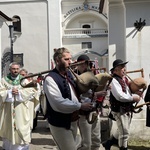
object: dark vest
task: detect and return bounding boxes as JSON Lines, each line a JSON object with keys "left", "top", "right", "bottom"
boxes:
{"left": 144, "top": 85, "right": 150, "bottom": 127}
{"left": 110, "top": 75, "right": 133, "bottom": 112}
{"left": 45, "top": 68, "right": 77, "bottom": 129}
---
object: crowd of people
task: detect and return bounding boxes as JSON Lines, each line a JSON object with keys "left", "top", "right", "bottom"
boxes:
{"left": 0, "top": 47, "right": 147, "bottom": 150}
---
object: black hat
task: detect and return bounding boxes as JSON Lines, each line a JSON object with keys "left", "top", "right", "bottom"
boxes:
{"left": 110, "top": 59, "right": 128, "bottom": 71}
{"left": 77, "top": 54, "right": 90, "bottom": 62}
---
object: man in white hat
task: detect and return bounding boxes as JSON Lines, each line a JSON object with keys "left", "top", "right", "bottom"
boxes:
{"left": 102, "top": 59, "right": 142, "bottom": 150}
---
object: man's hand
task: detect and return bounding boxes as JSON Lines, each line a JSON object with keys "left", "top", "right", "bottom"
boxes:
{"left": 133, "top": 95, "right": 141, "bottom": 103}
{"left": 81, "top": 102, "right": 93, "bottom": 111}
{"left": 94, "top": 91, "right": 107, "bottom": 98}
{"left": 135, "top": 90, "right": 143, "bottom": 98}
{"left": 12, "top": 87, "right": 19, "bottom": 95}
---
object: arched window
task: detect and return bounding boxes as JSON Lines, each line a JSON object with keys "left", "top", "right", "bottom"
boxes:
{"left": 82, "top": 24, "right": 91, "bottom": 34}
{"left": 12, "top": 15, "right": 21, "bottom": 32}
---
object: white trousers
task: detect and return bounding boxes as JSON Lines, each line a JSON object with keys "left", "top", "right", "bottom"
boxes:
{"left": 49, "top": 121, "right": 78, "bottom": 150}
{"left": 77, "top": 115, "right": 101, "bottom": 150}
{"left": 2, "top": 138, "right": 29, "bottom": 150}
{"left": 112, "top": 111, "right": 132, "bottom": 148}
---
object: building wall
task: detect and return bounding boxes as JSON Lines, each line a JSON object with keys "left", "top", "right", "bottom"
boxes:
{"left": 0, "top": 1, "right": 49, "bottom": 74}
{"left": 63, "top": 37, "right": 108, "bottom": 55}
{"left": 125, "top": 0, "right": 150, "bottom": 140}
{"left": 109, "top": 0, "right": 150, "bottom": 140}
{"left": 125, "top": 1, "right": 150, "bottom": 81}
{"left": 62, "top": 0, "right": 108, "bottom": 68}
{"left": 0, "top": 0, "right": 108, "bottom": 73}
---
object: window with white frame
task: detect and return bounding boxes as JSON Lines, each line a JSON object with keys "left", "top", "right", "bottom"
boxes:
{"left": 82, "top": 42, "right": 92, "bottom": 49}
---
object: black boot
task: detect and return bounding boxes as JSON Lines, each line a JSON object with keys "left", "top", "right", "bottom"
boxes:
{"left": 102, "top": 136, "right": 118, "bottom": 150}
{"left": 120, "top": 147, "right": 127, "bottom": 150}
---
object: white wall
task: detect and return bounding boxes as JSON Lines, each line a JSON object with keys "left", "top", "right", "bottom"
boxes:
{"left": 109, "top": 0, "right": 150, "bottom": 141}
{"left": 125, "top": 1, "right": 150, "bottom": 140}
{"left": 0, "top": 1, "right": 49, "bottom": 74}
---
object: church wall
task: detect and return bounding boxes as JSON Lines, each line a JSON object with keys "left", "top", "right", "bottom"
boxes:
{"left": 63, "top": 37, "right": 107, "bottom": 56}
{"left": 110, "top": 0, "right": 150, "bottom": 141}
{"left": 125, "top": 1, "right": 150, "bottom": 82}
{"left": 0, "top": 1, "right": 49, "bottom": 74}
{"left": 126, "top": 2, "right": 150, "bottom": 139}
{"left": 62, "top": 0, "right": 108, "bottom": 69}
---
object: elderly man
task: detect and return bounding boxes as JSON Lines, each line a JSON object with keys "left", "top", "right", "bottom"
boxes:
{"left": 0, "top": 62, "right": 39, "bottom": 150}
{"left": 103, "top": 59, "right": 142, "bottom": 150}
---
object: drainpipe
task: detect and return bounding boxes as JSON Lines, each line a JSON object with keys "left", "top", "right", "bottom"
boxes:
{"left": 9, "top": 25, "right": 14, "bottom": 63}
{"left": 46, "top": 0, "right": 51, "bottom": 69}
{"left": 0, "top": 22, "right": 3, "bottom": 79}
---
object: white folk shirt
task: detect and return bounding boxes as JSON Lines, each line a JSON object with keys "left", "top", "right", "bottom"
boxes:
{"left": 111, "top": 78, "right": 134, "bottom": 102}
{"left": 43, "top": 76, "right": 81, "bottom": 113}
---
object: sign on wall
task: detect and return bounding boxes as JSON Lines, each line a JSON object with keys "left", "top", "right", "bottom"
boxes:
{"left": 13, "top": 53, "right": 24, "bottom": 67}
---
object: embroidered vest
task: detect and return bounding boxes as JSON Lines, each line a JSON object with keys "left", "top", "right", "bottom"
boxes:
{"left": 110, "top": 75, "right": 133, "bottom": 112}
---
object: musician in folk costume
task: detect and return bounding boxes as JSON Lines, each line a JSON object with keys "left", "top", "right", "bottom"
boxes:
{"left": 144, "top": 84, "right": 150, "bottom": 127}
{"left": 0, "top": 62, "right": 39, "bottom": 150}
{"left": 102, "top": 59, "right": 142, "bottom": 150}
{"left": 74, "top": 54, "right": 107, "bottom": 150}
{"left": 43, "top": 48, "right": 93, "bottom": 150}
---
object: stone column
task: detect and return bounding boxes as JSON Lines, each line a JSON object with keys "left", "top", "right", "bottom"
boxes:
{"left": 108, "top": 0, "right": 126, "bottom": 69}
{"left": 47, "top": 0, "right": 62, "bottom": 69}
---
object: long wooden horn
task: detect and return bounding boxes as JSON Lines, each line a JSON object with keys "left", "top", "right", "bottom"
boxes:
{"left": 126, "top": 68, "right": 144, "bottom": 77}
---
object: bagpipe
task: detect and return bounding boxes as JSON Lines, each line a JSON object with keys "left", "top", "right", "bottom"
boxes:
{"left": 125, "top": 68, "right": 148, "bottom": 112}
{"left": 69, "top": 62, "right": 113, "bottom": 124}
{"left": 70, "top": 66, "right": 148, "bottom": 123}
{"left": 19, "top": 60, "right": 148, "bottom": 124}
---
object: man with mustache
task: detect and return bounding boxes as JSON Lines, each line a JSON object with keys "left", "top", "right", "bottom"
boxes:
{"left": 43, "top": 47, "right": 93, "bottom": 150}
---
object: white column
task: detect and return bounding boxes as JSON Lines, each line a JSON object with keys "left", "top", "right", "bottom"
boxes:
{"left": 108, "top": 0, "right": 126, "bottom": 67}
{"left": 47, "top": 0, "right": 62, "bottom": 69}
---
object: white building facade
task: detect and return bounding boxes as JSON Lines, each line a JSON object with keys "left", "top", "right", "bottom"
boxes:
{"left": 0, "top": 0, "right": 150, "bottom": 141}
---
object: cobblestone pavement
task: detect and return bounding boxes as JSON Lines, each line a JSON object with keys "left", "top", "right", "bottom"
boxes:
{"left": 0, "top": 113, "right": 149, "bottom": 150}
{"left": 0, "top": 113, "right": 119, "bottom": 150}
